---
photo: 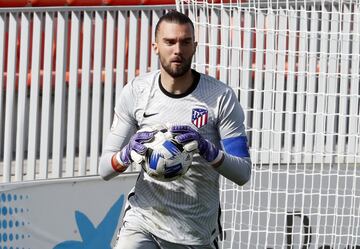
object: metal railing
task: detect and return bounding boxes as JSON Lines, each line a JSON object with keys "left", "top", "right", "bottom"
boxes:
{"left": 0, "top": 6, "right": 175, "bottom": 182}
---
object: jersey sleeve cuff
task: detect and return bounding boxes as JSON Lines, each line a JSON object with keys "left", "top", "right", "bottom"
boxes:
{"left": 111, "top": 152, "right": 128, "bottom": 173}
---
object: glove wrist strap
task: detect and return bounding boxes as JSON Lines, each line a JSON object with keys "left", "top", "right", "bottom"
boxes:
{"left": 209, "top": 150, "right": 224, "bottom": 167}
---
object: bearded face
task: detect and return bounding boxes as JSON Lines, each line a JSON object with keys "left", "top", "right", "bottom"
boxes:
{"left": 153, "top": 22, "right": 197, "bottom": 78}
{"left": 158, "top": 52, "right": 194, "bottom": 78}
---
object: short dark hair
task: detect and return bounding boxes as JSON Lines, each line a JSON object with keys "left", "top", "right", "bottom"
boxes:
{"left": 155, "top": 11, "right": 195, "bottom": 40}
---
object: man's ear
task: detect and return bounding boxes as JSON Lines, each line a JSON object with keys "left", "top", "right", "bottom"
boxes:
{"left": 152, "top": 42, "right": 159, "bottom": 55}
{"left": 193, "top": 41, "right": 198, "bottom": 55}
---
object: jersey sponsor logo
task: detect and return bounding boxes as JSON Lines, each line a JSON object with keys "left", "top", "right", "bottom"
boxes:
{"left": 143, "top": 112, "right": 159, "bottom": 118}
{"left": 191, "top": 108, "right": 208, "bottom": 128}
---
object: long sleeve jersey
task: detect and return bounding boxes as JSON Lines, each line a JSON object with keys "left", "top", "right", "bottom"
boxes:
{"left": 99, "top": 69, "right": 251, "bottom": 245}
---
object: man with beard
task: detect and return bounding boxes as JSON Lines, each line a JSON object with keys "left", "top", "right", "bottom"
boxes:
{"left": 99, "top": 11, "right": 251, "bottom": 249}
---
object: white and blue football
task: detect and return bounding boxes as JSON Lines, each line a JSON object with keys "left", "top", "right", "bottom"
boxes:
{"left": 141, "top": 129, "right": 193, "bottom": 182}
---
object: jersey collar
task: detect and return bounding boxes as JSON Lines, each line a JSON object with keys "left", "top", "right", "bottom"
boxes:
{"left": 158, "top": 69, "right": 200, "bottom": 99}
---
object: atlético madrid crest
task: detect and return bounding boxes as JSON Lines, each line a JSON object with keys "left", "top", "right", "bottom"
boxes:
{"left": 191, "top": 108, "right": 208, "bottom": 128}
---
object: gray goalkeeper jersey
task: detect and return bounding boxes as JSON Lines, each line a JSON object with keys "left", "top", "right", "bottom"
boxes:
{"left": 99, "top": 70, "right": 251, "bottom": 245}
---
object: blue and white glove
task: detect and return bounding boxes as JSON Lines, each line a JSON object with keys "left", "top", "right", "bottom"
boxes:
{"left": 170, "top": 125, "right": 224, "bottom": 165}
{"left": 115, "top": 131, "right": 155, "bottom": 169}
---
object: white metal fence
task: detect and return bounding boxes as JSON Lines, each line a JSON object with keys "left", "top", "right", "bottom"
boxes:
{"left": 0, "top": 3, "right": 359, "bottom": 183}
{"left": 0, "top": 6, "right": 175, "bottom": 182}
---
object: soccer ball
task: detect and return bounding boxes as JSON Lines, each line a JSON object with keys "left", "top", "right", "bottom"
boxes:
{"left": 140, "top": 129, "right": 193, "bottom": 182}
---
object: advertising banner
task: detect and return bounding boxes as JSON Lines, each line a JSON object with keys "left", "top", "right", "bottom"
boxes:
{"left": 0, "top": 173, "right": 137, "bottom": 249}
{"left": 1, "top": 169, "right": 359, "bottom": 248}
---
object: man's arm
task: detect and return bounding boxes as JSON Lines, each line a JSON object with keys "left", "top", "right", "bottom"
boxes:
{"left": 216, "top": 87, "right": 252, "bottom": 185}
{"left": 99, "top": 132, "right": 131, "bottom": 180}
{"left": 214, "top": 155, "right": 251, "bottom": 186}
{"left": 214, "top": 136, "right": 251, "bottom": 186}
{"left": 99, "top": 83, "right": 137, "bottom": 180}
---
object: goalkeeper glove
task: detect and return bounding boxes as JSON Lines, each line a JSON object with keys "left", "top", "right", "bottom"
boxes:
{"left": 170, "top": 125, "right": 224, "bottom": 166}
{"left": 114, "top": 131, "right": 155, "bottom": 171}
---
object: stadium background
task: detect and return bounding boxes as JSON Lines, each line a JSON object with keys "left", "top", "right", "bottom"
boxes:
{"left": 0, "top": 0, "right": 359, "bottom": 248}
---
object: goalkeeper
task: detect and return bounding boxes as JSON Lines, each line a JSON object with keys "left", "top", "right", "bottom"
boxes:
{"left": 99, "top": 10, "right": 251, "bottom": 249}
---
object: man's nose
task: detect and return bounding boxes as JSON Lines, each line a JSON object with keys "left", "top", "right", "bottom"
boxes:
{"left": 173, "top": 42, "right": 181, "bottom": 54}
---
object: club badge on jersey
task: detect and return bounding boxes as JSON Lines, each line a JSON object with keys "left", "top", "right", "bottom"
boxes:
{"left": 192, "top": 108, "right": 208, "bottom": 128}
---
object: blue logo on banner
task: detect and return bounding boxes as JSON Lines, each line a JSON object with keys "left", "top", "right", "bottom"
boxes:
{"left": 0, "top": 193, "right": 30, "bottom": 247}
{"left": 53, "top": 194, "right": 124, "bottom": 249}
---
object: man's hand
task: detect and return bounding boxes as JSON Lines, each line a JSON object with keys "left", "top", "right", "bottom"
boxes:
{"left": 113, "top": 131, "right": 155, "bottom": 172}
{"left": 170, "top": 125, "right": 224, "bottom": 166}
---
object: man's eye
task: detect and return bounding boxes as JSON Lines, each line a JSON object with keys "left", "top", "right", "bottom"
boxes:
{"left": 165, "top": 40, "right": 175, "bottom": 45}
